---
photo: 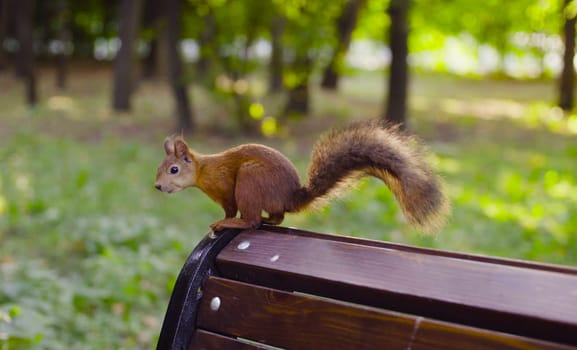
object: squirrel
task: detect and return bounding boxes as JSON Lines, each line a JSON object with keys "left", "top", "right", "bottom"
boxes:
{"left": 155, "top": 120, "right": 450, "bottom": 233}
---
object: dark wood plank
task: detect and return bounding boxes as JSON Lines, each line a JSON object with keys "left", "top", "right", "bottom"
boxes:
{"left": 264, "top": 226, "right": 577, "bottom": 275}
{"left": 216, "top": 230, "right": 577, "bottom": 346}
{"left": 190, "top": 330, "right": 269, "bottom": 350}
{"left": 413, "top": 320, "right": 576, "bottom": 350}
{"left": 197, "top": 277, "right": 574, "bottom": 350}
{"left": 198, "top": 277, "right": 416, "bottom": 350}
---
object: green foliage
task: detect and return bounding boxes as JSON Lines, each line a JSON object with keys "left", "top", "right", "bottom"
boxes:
{"left": 30, "top": 0, "right": 569, "bottom": 80}
{"left": 411, "top": 0, "right": 559, "bottom": 50}
{"left": 275, "top": 0, "right": 345, "bottom": 49}
{"left": 0, "top": 134, "right": 219, "bottom": 349}
{"left": 354, "top": 0, "right": 390, "bottom": 41}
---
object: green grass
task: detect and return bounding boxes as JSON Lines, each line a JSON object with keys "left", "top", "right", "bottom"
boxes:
{"left": 0, "top": 135, "right": 211, "bottom": 349}
{"left": 1, "top": 67, "right": 577, "bottom": 348}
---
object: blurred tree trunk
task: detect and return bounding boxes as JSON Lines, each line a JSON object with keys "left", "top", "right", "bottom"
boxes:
{"left": 142, "top": 0, "right": 168, "bottom": 80}
{"left": 166, "top": 0, "right": 194, "bottom": 132}
{"left": 384, "top": 0, "right": 410, "bottom": 128}
{"left": 284, "top": 55, "right": 312, "bottom": 117}
{"left": 15, "top": 0, "right": 37, "bottom": 106}
{"left": 143, "top": 38, "right": 157, "bottom": 79}
{"left": 155, "top": 29, "right": 169, "bottom": 79}
{"left": 0, "top": 0, "right": 8, "bottom": 70}
{"left": 142, "top": 0, "right": 159, "bottom": 79}
{"left": 196, "top": 11, "right": 216, "bottom": 82}
{"left": 112, "top": 0, "right": 142, "bottom": 112}
{"left": 285, "top": 82, "right": 309, "bottom": 115}
{"left": 67, "top": 7, "right": 92, "bottom": 58}
{"left": 559, "top": 0, "right": 576, "bottom": 112}
{"left": 320, "top": 0, "right": 364, "bottom": 91}
{"left": 54, "top": 0, "right": 69, "bottom": 90}
{"left": 268, "top": 16, "right": 285, "bottom": 94}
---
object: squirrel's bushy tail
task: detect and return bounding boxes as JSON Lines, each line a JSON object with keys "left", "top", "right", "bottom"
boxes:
{"left": 289, "top": 120, "right": 450, "bottom": 233}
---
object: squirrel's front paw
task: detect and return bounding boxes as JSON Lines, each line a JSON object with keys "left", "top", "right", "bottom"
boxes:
{"left": 210, "top": 217, "right": 258, "bottom": 231}
{"left": 209, "top": 222, "right": 224, "bottom": 232}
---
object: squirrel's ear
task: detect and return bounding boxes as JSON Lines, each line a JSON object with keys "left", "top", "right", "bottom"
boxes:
{"left": 174, "top": 138, "right": 193, "bottom": 163}
{"left": 163, "top": 137, "right": 175, "bottom": 155}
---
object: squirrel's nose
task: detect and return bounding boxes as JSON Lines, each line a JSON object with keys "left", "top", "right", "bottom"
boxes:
{"left": 155, "top": 184, "right": 162, "bottom": 191}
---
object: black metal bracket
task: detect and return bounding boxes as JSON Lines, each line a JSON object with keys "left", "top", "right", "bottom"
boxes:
{"left": 156, "top": 228, "right": 242, "bottom": 350}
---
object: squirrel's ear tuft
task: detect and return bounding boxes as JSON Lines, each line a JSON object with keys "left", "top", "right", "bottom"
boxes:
{"left": 174, "top": 138, "right": 192, "bottom": 162}
{"left": 163, "top": 137, "right": 175, "bottom": 155}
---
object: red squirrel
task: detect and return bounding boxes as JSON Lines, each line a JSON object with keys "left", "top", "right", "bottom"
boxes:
{"left": 155, "top": 120, "right": 450, "bottom": 232}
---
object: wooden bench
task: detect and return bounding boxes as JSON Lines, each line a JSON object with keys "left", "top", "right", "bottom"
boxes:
{"left": 156, "top": 226, "right": 577, "bottom": 350}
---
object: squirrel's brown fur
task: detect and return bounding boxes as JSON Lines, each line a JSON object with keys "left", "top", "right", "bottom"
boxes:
{"left": 155, "top": 120, "right": 450, "bottom": 232}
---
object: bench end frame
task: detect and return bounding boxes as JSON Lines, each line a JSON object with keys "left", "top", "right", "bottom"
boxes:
{"left": 156, "top": 229, "right": 242, "bottom": 350}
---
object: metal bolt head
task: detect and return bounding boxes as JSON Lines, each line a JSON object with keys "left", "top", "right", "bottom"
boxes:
{"left": 237, "top": 241, "right": 250, "bottom": 250}
{"left": 210, "top": 297, "right": 221, "bottom": 311}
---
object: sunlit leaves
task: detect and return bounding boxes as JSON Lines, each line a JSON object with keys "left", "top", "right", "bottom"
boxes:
{"left": 407, "top": 0, "right": 561, "bottom": 77}
{"left": 249, "top": 102, "right": 265, "bottom": 120}
{"left": 275, "top": 0, "right": 345, "bottom": 56}
{"left": 260, "top": 117, "right": 278, "bottom": 136}
{"left": 543, "top": 170, "right": 577, "bottom": 200}
{"left": 354, "top": 0, "right": 390, "bottom": 41}
{"left": 563, "top": 0, "right": 577, "bottom": 19}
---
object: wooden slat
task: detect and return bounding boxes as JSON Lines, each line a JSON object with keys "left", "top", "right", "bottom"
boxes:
{"left": 198, "top": 277, "right": 415, "bottom": 349}
{"left": 190, "top": 330, "right": 269, "bottom": 350}
{"left": 197, "top": 277, "right": 574, "bottom": 350}
{"left": 411, "top": 320, "right": 575, "bottom": 350}
{"left": 264, "top": 226, "right": 577, "bottom": 275}
{"left": 216, "top": 230, "right": 577, "bottom": 346}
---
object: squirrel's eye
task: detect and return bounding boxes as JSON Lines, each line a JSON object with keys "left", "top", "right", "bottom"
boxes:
{"left": 169, "top": 166, "right": 179, "bottom": 174}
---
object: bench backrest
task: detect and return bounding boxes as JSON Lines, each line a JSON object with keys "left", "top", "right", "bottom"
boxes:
{"left": 157, "top": 226, "right": 577, "bottom": 350}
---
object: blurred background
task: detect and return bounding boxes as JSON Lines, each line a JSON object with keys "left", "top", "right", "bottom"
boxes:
{"left": 1, "top": 0, "right": 577, "bottom": 348}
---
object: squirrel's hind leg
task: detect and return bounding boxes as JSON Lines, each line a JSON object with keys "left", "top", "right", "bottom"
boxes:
{"left": 262, "top": 212, "right": 284, "bottom": 226}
